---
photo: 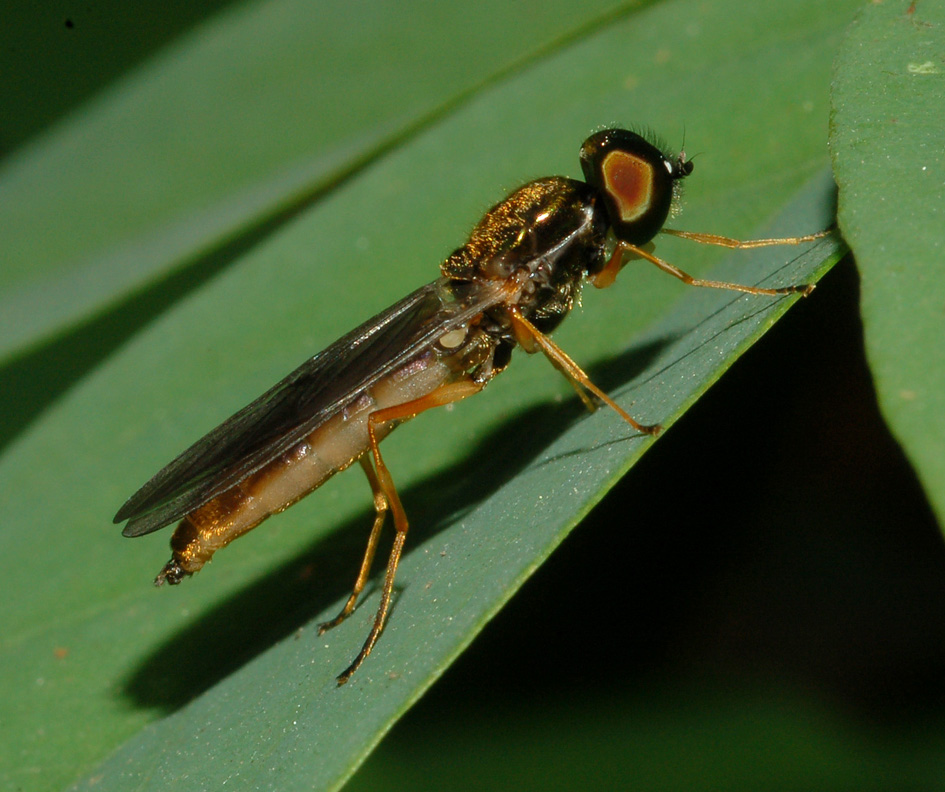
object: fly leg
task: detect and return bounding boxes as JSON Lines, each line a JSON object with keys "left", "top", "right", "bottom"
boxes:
{"left": 509, "top": 308, "right": 662, "bottom": 436}
{"left": 661, "top": 227, "right": 831, "bottom": 249}
{"left": 591, "top": 229, "right": 832, "bottom": 296}
{"left": 317, "top": 456, "right": 389, "bottom": 634}
{"left": 332, "top": 378, "right": 484, "bottom": 685}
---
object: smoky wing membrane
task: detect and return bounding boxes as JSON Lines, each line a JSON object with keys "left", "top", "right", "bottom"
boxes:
{"left": 116, "top": 279, "right": 500, "bottom": 537}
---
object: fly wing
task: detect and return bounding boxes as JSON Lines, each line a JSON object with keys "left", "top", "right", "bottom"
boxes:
{"left": 116, "top": 277, "right": 506, "bottom": 537}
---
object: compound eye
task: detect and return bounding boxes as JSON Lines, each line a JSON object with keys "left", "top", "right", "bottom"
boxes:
{"left": 600, "top": 148, "right": 658, "bottom": 226}
{"left": 580, "top": 128, "right": 686, "bottom": 246}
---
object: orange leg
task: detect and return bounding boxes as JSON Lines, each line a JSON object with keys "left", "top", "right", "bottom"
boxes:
{"left": 329, "top": 378, "right": 484, "bottom": 685}
{"left": 661, "top": 227, "right": 831, "bottom": 249}
{"left": 509, "top": 309, "right": 661, "bottom": 436}
{"left": 317, "top": 456, "right": 389, "bottom": 634}
{"left": 591, "top": 229, "right": 832, "bottom": 295}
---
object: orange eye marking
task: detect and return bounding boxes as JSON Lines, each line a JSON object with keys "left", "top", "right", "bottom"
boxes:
{"left": 601, "top": 149, "right": 653, "bottom": 223}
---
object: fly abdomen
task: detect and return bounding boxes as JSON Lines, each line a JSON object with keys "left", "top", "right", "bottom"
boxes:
{"left": 160, "top": 343, "right": 478, "bottom": 581}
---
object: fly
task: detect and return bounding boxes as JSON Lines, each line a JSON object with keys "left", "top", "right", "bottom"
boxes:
{"left": 115, "top": 128, "right": 828, "bottom": 684}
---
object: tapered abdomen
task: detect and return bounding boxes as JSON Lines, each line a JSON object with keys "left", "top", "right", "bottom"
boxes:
{"left": 165, "top": 348, "right": 465, "bottom": 578}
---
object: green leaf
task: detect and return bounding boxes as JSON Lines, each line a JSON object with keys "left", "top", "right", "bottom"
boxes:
{"left": 830, "top": 0, "right": 945, "bottom": 527}
{"left": 0, "top": 1, "right": 855, "bottom": 790}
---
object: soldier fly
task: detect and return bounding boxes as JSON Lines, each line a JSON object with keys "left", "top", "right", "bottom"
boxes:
{"left": 115, "top": 128, "right": 826, "bottom": 684}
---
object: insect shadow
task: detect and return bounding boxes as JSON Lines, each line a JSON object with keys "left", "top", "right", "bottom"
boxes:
{"left": 122, "top": 335, "right": 668, "bottom": 711}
